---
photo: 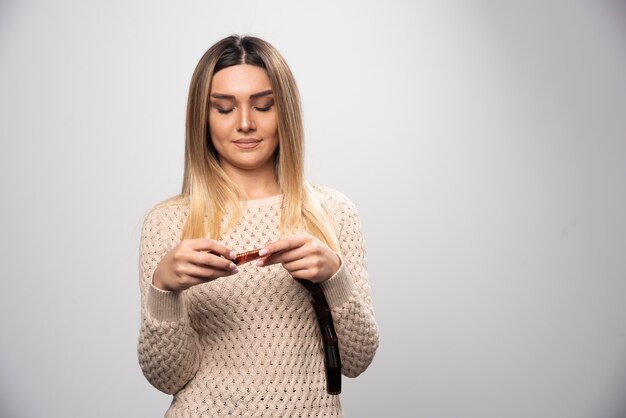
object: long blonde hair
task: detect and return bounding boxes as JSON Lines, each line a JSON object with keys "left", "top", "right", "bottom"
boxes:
{"left": 179, "top": 35, "right": 338, "bottom": 250}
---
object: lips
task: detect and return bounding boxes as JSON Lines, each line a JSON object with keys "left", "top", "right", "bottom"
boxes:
{"left": 233, "top": 138, "right": 262, "bottom": 149}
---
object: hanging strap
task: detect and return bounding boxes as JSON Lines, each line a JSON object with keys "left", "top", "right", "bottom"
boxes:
{"left": 297, "top": 279, "right": 342, "bottom": 395}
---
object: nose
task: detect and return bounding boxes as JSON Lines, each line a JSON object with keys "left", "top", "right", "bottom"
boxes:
{"left": 237, "top": 106, "right": 256, "bottom": 133}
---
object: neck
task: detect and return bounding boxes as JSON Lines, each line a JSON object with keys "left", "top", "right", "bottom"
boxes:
{"left": 223, "top": 165, "right": 280, "bottom": 200}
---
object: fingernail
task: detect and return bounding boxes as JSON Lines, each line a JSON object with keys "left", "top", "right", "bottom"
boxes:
{"left": 254, "top": 260, "right": 263, "bottom": 267}
{"left": 229, "top": 251, "right": 237, "bottom": 260}
{"left": 258, "top": 248, "right": 269, "bottom": 256}
{"left": 229, "top": 262, "right": 237, "bottom": 270}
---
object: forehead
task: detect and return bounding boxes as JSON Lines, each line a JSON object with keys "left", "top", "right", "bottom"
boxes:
{"left": 210, "top": 64, "right": 272, "bottom": 96}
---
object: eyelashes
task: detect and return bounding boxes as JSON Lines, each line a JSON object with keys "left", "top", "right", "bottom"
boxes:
{"left": 212, "top": 104, "right": 274, "bottom": 114}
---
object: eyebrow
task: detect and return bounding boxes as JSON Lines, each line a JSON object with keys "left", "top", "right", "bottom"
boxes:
{"left": 210, "top": 89, "right": 273, "bottom": 100}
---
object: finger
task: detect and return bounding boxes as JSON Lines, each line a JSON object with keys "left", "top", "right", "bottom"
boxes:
{"left": 260, "top": 245, "right": 309, "bottom": 267}
{"left": 187, "top": 239, "right": 236, "bottom": 260}
{"left": 181, "top": 263, "right": 238, "bottom": 280}
{"left": 190, "top": 251, "right": 238, "bottom": 272}
{"left": 288, "top": 268, "right": 316, "bottom": 281}
{"left": 172, "top": 247, "right": 236, "bottom": 272}
{"left": 261, "top": 235, "right": 308, "bottom": 257}
{"left": 281, "top": 258, "right": 310, "bottom": 273}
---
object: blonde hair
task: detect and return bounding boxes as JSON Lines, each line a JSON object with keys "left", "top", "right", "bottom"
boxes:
{"left": 179, "top": 35, "right": 338, "bottom": 250}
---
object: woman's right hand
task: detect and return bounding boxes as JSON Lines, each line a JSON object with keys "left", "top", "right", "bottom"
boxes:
{"left": 152, "top": 239, "right": 238, "bottom": 292}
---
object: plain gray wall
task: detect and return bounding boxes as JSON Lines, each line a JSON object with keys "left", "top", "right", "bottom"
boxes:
{"left": 1, "top": 1, "right": 625, "bottom": 417}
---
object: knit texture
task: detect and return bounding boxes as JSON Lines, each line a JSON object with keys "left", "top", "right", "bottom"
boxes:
{"left": 137, "top": 188, "right": 379, "bottom": 417}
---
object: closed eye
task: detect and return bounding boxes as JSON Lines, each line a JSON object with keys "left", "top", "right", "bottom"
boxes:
{"left": 254, "top": 105, "right": 273, "bottom": 112}
{"left": 216, "top": 107, "right": 234, "bottom": 114}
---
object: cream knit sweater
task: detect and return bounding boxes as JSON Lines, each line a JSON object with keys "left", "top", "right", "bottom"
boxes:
{"left": 137, "top": 187, "right": 379, "bottom": 417}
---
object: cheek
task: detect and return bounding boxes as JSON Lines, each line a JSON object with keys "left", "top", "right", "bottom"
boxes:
{"left": 261, "top": 116, "right": 278, "bottom": 138}
{"left": 209, "top": 120, "right": 229, "bottom": 143}
{"left": 208, "top": 128, "right": 227, "bottom": 157}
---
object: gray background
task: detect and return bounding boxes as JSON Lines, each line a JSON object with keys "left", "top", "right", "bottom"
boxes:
{"left": 1, "top": 1, "right": 625, "bottom": 417}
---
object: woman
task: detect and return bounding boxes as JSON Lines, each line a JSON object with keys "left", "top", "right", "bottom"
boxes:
{"left": 138, "top": 35, "right": 378, "bottom": 417}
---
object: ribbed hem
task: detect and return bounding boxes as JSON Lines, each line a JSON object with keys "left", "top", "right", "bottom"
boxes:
{"left": 147, "top": 285, "right": 186, "bottom": 322}
{"left": 320, "top": 256, "right": 355, "bottom": 308}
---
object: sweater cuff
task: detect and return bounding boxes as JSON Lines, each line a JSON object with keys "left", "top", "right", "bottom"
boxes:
{"left": 320, "top": 255, "right": 355, "bottom": 308}
{"left": 147, "top": 284, "right": 186, "bottom": 322}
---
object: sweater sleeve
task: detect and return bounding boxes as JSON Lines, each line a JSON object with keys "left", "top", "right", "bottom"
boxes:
{"left": 137, "top": 205, "right": 202, "bottom": 394}
{"left": 319, "top": 191, "right": 380, "bottom": 378}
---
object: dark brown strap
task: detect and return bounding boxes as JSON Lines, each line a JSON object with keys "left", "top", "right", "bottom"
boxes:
{"left": 297, "top": 279, "right": 341, "bottom": 395}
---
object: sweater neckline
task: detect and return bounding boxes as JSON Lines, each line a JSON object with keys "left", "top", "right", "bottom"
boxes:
{"left": 241, "top": 194, "right": 283, "bottom": 208}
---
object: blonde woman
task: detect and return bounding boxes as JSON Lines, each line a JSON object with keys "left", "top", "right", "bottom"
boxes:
{"left": 138, "top": 35, "right": 379, "bottom": 417}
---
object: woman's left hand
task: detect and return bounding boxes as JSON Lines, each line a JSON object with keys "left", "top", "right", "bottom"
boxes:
{"left": 255, "top": 234, "right": 341, "bottom": 283}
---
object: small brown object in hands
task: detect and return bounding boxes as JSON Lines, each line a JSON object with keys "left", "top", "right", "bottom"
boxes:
{"left": 234, "top": 249, "right": 263, "bottom": 265}
{"left": 207, "top": 249, "right": 263, "bottom": 266}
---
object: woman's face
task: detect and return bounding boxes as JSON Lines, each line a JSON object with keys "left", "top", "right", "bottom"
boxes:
{"left": 208, "top": 64, "right": 278, "bottom": 176}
